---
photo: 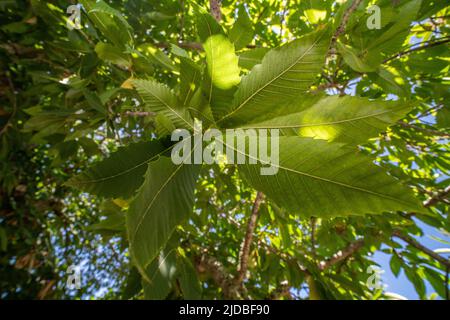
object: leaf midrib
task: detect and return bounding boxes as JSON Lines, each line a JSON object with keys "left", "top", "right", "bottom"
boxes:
{"left": 241, "top": 107, "right": 405, "bottom": 129}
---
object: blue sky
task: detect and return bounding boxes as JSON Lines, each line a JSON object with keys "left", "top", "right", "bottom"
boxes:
{"left": 374, "top": 220, "right": 450, "bottom": 299}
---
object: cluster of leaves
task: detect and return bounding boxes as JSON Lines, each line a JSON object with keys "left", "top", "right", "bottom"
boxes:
{"left": 1, "top": 0, "right": 449, "bottom": 299}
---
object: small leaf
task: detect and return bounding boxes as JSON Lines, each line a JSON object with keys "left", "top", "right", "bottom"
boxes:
{"left": 133, "top": 79, "right": 193, "bottom": 130}
{"left": 389, "top": 253, "right": 402, "bottom": 277}
{"left": 229, "top": 6, "right": 254, "bottom": 50}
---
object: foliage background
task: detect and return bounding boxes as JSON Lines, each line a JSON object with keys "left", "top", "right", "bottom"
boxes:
{"left": 0, "top": 0, "right": 449, "bottom": 300}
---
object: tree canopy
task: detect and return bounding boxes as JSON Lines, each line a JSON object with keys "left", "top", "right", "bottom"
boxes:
{"left": 0, "top": 0, "right": 449, "bottom": 300}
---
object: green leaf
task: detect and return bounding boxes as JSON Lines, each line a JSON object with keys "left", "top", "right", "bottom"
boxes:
{"left": 67, "top": 140, "right": 165, "bottom": 199}
{"left": 203, "top": 34, "right": 241, "bottom": 120}
{"left": 220, "top": 27, "right": 331, "bottom": 127}
{"left": 235, "top": 137, "right": 425, "bottom": 218}
{"left": 436, "top": 107, "right": 450, "bottom": 129}
{"left": 337, "top": 42, "right": 377, "bottom": 73}
{"left": 186, "top": 88, "right": 215, "bottom": 127}
{"left": 178, "top": 255, "right": 202, "bottom": 299}
{"left": 89, "top": 200, "right": 125, "bottom": 232}
{"left": 83, "top": 90, "right": 107, "bottom": 115}
{"left": 342, "top": 0, "right": 422, "bottom": 72}
{"left": 404, "top": 267, "right": 426, "bottom": 298}
{"left": 154, "top": 113, "right": 176, "bottom": 138}
{"left": 238, "top": 48, "right": 270, "bottom": 70}
{"left": 146, "top": 11, "right": 175, "bottom": 21}
{"left": 389, "top": 253, "right": 402, "bottom": 277}
{"left": 240, "top": 95, "right": 413, "bottom": 145}
{"left": 127, "top": 157, "right": 200, "bottom": 278}
{"left": 142, "top": 248, "right": 177, "bottom": 299}
{"left": 423, "top": 267, "right": 446, "bottom": 298}
{"left": 367, "top": 0, "right": 422, "bottom": 57}
{"left": 373, "top": 66, "right": 410, "bottom": 97}
{"left": 229, "top": 6, "right": 254, "bottom": 50}
{"left": 95, "top": 42, "right": 131, "bottom": 69}
{"left": 194, "top": 5, "right": 223, "bottom": 43}
{"left": 81, "top": 0, "right": 133, "bottom": 48}
{"left": 204, "top": 35, "right": 241, "bottom": 91}
{"left": 179, "top": 57, "right": 202, "bottom": 108}
{"left": 122, "top": 267, "right": 142, "bottom": 300}
{"left": 133, "top": 79, "right": 193, "bottom": 130}
{"left": 137, "top": 44, "right": 178, "bottom": 72}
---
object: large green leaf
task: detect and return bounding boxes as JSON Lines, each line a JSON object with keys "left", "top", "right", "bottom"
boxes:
{"left": 219, "top": 27, "right": 331, "bottom": 127}
{"left": 203, "top": 34, "right": 241, "bottom": 120}
{"left": 67, "top": 140, "right": 165, "bottom": 198}
{"left": 233, "top": 136, "right": 425, "bottom": 217}
{"left": 204, "top": 35, "right": 241, "bottom": 91}
{"left": 240, "top": 95, "right": 413, "bottom": 145}
{"left": 127, "top": 157, "right": 200, "bottom": 277}
{"left": 133, "top": 79, "right": 193, "bottom": 130}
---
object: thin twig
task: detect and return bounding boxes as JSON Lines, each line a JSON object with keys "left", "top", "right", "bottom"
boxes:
{"left": 310, "top": 217, "right": 317, "bottom": 259}
{"left": 123, "top": 111, "right": 156, "bottom": 117}
{"left": 398, "top": 122, "right": 450, "bottom": 138}
{"left": 423, "top": 186, "right": 450, "bottom": 208}
{"left": 384, "top": 37, "right": 450, "bottom": 63}
{"left": 235, "top": 191, "right": 264, "bottom": 286}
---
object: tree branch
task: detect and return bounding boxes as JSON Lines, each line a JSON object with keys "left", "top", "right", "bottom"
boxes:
{"left": 384, "top": 37, "right": 450, "bottom": 63}
{"left": 392, "top": 230, "right": 450, "bottom": 269}
{"left": 123, "top": 111, "right": 156, "bottom": 117}
{"left": 195, "top": 252, "right": 240, "bottom": 299}
{"left": 319, "top": 239, "right": 365, "bottom": 270}
{"left": 209, "top": 0, "right": 221, "bottom": 22}
{"left": 329, "top": 0, "right": 363, "bottom": 55}
{"left": 423, "top": 186, "right": 450, "bottom": 208}
{"left": 235, "top": 192, "right": 264, "bottom": 286}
